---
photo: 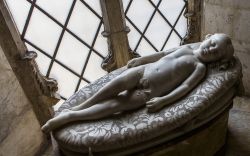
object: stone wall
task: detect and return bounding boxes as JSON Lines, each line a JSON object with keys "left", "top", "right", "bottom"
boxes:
{"left": 0, "top": 45, "right": 44, "bottom": 156}
{"left": 202, "top": 0, "right": 250, "bottom": 96}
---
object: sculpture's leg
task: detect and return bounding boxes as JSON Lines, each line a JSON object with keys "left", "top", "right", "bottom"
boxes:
{"left": 42, "top": 90, "right": 146, "bottom": 133}
{"left": 72, "top": 67, "right": 144, "bottom": 111}
{"left": 42, "top": 100, "right": 121, "bottom": 133}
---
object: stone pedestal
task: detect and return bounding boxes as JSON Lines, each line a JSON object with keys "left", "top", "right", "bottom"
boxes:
{"left": 51, "top": 56, "right": 242, "bottom": 156}
{"left": 137, "top": 110, "right": 229, "bottom": 156}
{"left": 52, "top": 108, "right": 230, "bottom": 156}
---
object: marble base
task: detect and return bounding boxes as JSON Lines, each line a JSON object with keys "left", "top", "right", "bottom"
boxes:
{"left": 135, "top": 109, "right": 229, "bottom": 156}
{"left": 52, "top": 107, "right": 230, "bottom": 156}
{"left": 51, "top": 56, "right": 242, "bottom": 156}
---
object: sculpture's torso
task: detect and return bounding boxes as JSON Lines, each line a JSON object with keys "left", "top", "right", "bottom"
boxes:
{"left": 141, "top": 46, "right": 200, "bottom": 98}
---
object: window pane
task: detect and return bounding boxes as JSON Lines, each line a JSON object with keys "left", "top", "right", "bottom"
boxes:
{"left": 137, "top": 39, "right": 157, "bottom": 56}
{"left": 5, "top": 0, "right": 31, "bottom": 33}
{"left": 125, "top": 0, "right": 187, "bottom": 56}
{"left": 26, "top": 44, "right": 51, "bottom": 76}
{"left": 175, "top": 10, "right": 187, "bottom": 38}
{"left": 56, "top": 32, "right": 89, "bottom": 75}
{"left": 163, "top": 32, "right": 181, "bottom": 50}
{"left": 84, "top": 53, "right": 107, "bottom": 82}
{"left": 126, "top": 0, "right": 154, "bottom": 31}
{"left": 152, "top": 0, "right": 160, "bottom": 5}
{"left": 84, "top": 0, "right": 102, "bottom": 16}
{"left": 25, "top": 8, "right": 62, "bottom": 56}
{"left": 93, "top": 25, "right": 108, "bottom": 57}
{"left": 68, "top": 1, "right": 100, "bottom": 45}
{"left": 36, "top": 0, "right": 74, "bottom": 24}
{"left": 145, "top": 12, "right": 171, "bottom": 50}
{"left": 127, "top": 22, "right": 141, "bottom": 50}
{"left": 159, "top": 0, "right": 185, "bottom": 25}
{"left": 50, "top": 63, "right": 79, "bottom": 98}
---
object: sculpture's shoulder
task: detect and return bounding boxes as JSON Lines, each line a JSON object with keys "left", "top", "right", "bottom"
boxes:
{"left": 185, "top": 42, "right": 201, "bottom": 50}
{"left": 167, "top": 45, "right": 194, "bottom": 58}
{"left": 173, "top": 42, "right": 201, "bottom": 51}
{"left": 161, "top": 42, "right": 201, "bottom": 56}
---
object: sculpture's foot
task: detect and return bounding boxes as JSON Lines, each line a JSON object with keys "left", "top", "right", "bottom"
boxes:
{"left": 146, "top": 97, "right": 166, "bottom": 113}
{"left": 42, "top": 110, "right": 72, "bottom": 133}
{"left": 41, "top": 122, "right": 51, "bottom": 133}
{"left": 41, "top": 118, "right": 65, "bottom": 133}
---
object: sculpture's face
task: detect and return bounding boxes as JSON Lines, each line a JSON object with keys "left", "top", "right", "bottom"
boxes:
{"left": 195, "top": 34, "right": 231, "bottom": 63}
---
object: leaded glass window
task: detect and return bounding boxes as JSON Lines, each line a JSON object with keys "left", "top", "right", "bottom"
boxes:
{"left": 5, "top": 0, "right": 108, "bottom": 100}
{"left": 124, "top": 0, "right": 187, "bottom": 56}
{"left": 5, "top": 0, "right": 187, "bottom": 101}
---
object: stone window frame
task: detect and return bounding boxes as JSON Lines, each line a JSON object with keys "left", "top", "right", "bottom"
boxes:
{"left": 0, "top": 1, "right": 58, "bottom": 125}
{"left": 0, "top": 0, "right": 201, "bottom": 125}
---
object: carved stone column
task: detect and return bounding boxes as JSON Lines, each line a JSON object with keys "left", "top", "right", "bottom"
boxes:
{"left": 181, "top": 0, "right": 202, "bottom": 45}
{"left": 100, "top": 0, "right": 138, "bottom": 72}
{"left": 0, "top": 1, "right": 58, "bottom": 125}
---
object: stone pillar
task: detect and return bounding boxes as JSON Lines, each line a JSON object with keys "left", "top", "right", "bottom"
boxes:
{"left": 100, "top": 0, "right": 138, "bottom": 72}
{"left": 181, "top": 0, "right": 202, "bottom": 45}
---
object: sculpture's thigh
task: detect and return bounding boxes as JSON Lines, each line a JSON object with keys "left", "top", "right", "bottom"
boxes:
{"left": 117, "top": 66, "right": 144, "bottom": 83}
{"left": 121, "top": 90, "right": 148, "bottom": 111}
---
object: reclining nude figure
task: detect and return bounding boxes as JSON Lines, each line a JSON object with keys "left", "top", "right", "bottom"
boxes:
{"left": 42, "top": 33, "right": 234, "bottom": 133}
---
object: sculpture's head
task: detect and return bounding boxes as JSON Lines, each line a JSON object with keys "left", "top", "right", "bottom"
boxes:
{"left": 194, "top": 33, "right": 234, "bottom": 63}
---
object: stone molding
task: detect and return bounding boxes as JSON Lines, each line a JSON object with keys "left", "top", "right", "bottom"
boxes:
{"left": 22, "top": 51, "right": 58, "bottom": 98}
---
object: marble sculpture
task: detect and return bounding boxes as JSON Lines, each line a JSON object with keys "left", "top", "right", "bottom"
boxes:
{"left": 42, "top": 33, "right": 235, "bottom": 133}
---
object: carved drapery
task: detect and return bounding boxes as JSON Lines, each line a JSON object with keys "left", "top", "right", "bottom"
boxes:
{"left": 181, "top": 0, "right": 202, "bottom": 45}
{"left": 0, "top": 1, "right": 59, "bottom": 125}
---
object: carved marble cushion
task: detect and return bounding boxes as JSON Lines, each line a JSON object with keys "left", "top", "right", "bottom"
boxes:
{"left": 53, "top": 57, "right": 242, "bottom": 154}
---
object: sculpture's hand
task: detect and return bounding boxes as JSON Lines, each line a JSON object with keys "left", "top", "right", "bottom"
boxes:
{"left": 127, "top": 58, "right": 142, "bottom": 68}
{"left": 146, "top": 97, "right": 165, "bottom": 113}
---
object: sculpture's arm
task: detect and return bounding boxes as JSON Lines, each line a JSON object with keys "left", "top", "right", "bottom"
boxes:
{"left": 146, "top": 63, "right": 206, "bottom": 112}
{"left": 127, "top": 47, "right": 179, "bottom": 68}
{"left": 127, "top": 42, "right": 201, "bottom": 68}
